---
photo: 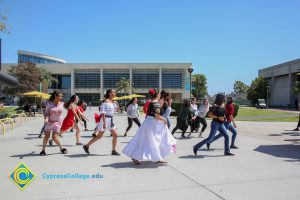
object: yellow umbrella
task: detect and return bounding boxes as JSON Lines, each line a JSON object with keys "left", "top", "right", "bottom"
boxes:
{"left": 21, "top": 91, "right": 50, "bottom": 99}
{"left": 130, "top": 94, "right": 146, "bottom": 98}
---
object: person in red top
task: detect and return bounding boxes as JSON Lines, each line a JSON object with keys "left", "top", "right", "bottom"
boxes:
{"left": 206, "top": 97, "right": 238, "bottom": 149}
{"left": 70, "top": 100, "right": 88, "bottom": 132}
{"left": 143, "top": 89, "right": 156, "bottom": 115}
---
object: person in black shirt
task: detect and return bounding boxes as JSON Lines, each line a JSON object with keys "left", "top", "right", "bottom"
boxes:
{"left": 193, "top": 93, "right": 233, "bottom": 156}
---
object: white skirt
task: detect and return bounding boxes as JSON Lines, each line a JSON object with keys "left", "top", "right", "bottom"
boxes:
{"left": 97, "top": 117, "right": 116, "bottom": 132}
{"left": 122, "top": 116, "right": 176, "bottom": 162}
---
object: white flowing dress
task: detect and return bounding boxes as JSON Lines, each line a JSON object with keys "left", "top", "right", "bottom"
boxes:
{"left": 123, "top": 103, "right": 176, "bottom": 162}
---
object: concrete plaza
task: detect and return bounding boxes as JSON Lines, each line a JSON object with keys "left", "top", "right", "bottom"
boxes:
{"left": 0, "top": 107, "right": 300, "bottom": 200}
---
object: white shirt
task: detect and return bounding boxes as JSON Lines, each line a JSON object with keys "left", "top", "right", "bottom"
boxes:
{"left": 191, "top": 103, "right": 198, "bottom": 115}
{"left": 100, "top": 102, "right": 117, "bottom": 116}
{"left": 127, "top": 104, "right": 139, "bottom": 118}
{"left": 197, "top": 103, "right": 210, "bottom": 118}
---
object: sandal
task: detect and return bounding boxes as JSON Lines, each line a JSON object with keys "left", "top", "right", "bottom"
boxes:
{"left": 132, "top": 158, "right": 140, "bottom": 165}
{"left": 60, "top": 148, "right": 68, "bottom": 154}
{"left": 83, "top": 145, "right": 90, "bottom": 154}
{"left": 40, "top": 150, "right": 46, "bottom": 156}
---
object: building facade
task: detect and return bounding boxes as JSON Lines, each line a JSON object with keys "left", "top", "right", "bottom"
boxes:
{"left": 18, "top": 50, "right": 66, "bottom": 64}
{"left": 2, "top": 63, "right": 192, "bottom": 103}
{"left": 259, "top": 59, "right": 300, "bottom": 107}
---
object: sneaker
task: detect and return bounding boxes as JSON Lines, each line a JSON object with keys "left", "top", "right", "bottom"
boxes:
{"left": 294, "top": 128, "right": 299, "bottom": 131}
{"left": 111, "top": 150, "right": 121, "bottom": 156}
{"left": 193, "top": 146, "right": 197, "bottom": 155}
{"left": 224, "top": 152, "right": 235, "bottom": 156}
{"left": 83, "top": 145, "right": 90, "bottom": 154}
{"left": 230, "top": 145, "right": 239, "bottom": 149}
{"left": 206, "top": 143, "right": 210, "bottom": 150}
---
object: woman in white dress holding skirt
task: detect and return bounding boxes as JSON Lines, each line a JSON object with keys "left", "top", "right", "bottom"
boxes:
{"left": 122, "top": 89, "right": 176, "bottom": 165}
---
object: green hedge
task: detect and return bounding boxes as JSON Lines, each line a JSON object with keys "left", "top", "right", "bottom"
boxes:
{"left": 233, "top": 103, "right": 239, "bottom": 118}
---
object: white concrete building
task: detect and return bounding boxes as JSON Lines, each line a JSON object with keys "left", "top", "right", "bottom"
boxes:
{"left": 259, "top": 58, "right": 300, "bottom": 107}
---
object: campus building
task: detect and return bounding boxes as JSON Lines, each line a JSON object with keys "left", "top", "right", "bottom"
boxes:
{"left": 2, "top": 51, "right": 193, "bottom": 103}
{"left": 259, "top": 58, "right": 300, "bottom": 107}
{"left": 18, "top": 50, "right": 66, "bottom": 64}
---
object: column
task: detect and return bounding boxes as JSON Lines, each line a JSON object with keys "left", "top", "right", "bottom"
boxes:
{"left": 129, "top": 67, "right": 133, "bottom": 95}
{"left": 159, "top": 66, "right": 162, "bottom": 91}
{"left": 70, "top": 67, "right": 74, "bottom": 96}
{"left": 100, "top": 67, "right": 104, "bottom": 99}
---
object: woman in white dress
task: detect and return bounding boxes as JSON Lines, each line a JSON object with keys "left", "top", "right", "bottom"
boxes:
{"left": 122, "top": 89, "right": 176, "bottom": 165}
{"left": 83, "top": 89, "right": 121, "bottom": 156}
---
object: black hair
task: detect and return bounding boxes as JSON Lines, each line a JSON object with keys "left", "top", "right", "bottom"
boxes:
{"left": 104, "top": 89, "right": 114, "bottom": 101}
{"left": 64, "top": 95, "right": 78, "bottom": 109}
{"left": 77, "top": 99, "right": 84, "bottom": 106}
{"left": 214, "top": 93, "right": 225, "bottom": 106}
{"left": 161, "top": 90, "right": 170, "bottom": 101}
{"left": 126, "top": 97, "right": 137, "bottom": 108}
{"left": 49, "top": 90, "right": 62, "bottom": 102}
{"left": 183, "top": 99, "right": 191, "bottom": 107}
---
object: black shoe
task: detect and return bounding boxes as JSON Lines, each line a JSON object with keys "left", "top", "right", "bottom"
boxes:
{"left": 83, "top": 145, "right": 90, "bottom": 154}
{"left": 112, "top": 150, "right": 121, "bottom": 156}
{"left": 294, "top": 128, "right": 299, "bottom": 131}
{"left": 92, "top": 133, "right": 96, "bottom": 137}
{"left": 206, "top": 143, "right": 210, "bottom": 150}
{"left": 40, "top": 150, "right": 46, "bottom": 156}
{"left": 38, "top": 134, "right": 42, "bottom": 138}
{"left": 60, "top": 148, "right": 68, "bottom": 154}
{"left": 181, "top": 134, "right": 186, "bottom": 138}
{"left": 230, "top": 145, "right": 239, "bottom": 149}
{"left": 224, "top": 152, "right": 235, "bottom": 156}
{"left": 70, "top": 129, "right": 74, "bottom": 132}
{"left": 193, "top": 146, "right": 197, "bottom": 155}
{"left": 49, "top": 139, "right": 53, "bottom": 146}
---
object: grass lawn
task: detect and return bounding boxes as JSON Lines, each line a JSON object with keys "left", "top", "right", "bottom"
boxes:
{"left": 235, "top": 107, "right": 298, "bottom": 122}
{"left": 237, "top": 107, "right": 296, "bottom": 117}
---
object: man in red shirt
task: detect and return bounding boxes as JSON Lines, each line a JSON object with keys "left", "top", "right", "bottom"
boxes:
{"left": 206, "top": 97, "right": 238, "bottom": 150}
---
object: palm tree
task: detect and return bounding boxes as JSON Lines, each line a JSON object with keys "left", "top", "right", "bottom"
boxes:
{"left": 115, "top": 77, "right": 131, "bottom": 95}
{"left": 39, "top": 68, "right": 59, "bottom": 93}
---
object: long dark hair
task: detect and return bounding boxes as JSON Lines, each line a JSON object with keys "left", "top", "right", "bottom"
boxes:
{"left": 49, "top": 90, "right": 62, "bottom": 102}
{"left": 103, "top": 89, "right": 114, "bottom": 102}
{"left": 126, "top": 97, "right": 137, "bottom": 108}
{"left": 214, "top": 93, "right": 225, "bottom": 106}
{"left": 78, "top": 99, "right": 87, "bottom": 111}
{"left": 64, "top": 95, "right": 78, "bottom": 109}
{"left": 183, "top": 99, "right": 191, "bottom": 107}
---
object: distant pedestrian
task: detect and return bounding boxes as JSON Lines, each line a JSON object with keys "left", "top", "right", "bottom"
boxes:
{"left": 124, "top": 97, "right": 141, "bottom": 136}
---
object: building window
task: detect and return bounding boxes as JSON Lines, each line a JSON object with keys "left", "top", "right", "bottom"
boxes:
{"left": 51, "top": 75, "right": 71, "bottom": 89}
{"left": 103, "top": 71, "right": 130, "bottom": 88}
{"left": 76, "top": 93, "right": 100, "bottom": 105}
{"left": 162, "top": 70, "right": 184, "bottom": 88}
{"left": 75, "top": 71, "right": 100, "bottom": 88}
{"left": 133, "top": 70, "right": 159, "bottom": 88}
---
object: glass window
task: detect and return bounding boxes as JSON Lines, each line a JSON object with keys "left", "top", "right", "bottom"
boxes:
{"left": 133, "top": 70, "right": 159, "bottom": 88}
{"left": 103, "top": 72, "right": 130, "bottom": 88}
{"left": 75, "top": 71, "right": 100, "bottom": 88}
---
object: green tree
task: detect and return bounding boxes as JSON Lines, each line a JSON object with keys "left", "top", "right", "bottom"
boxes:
{"left": 192, "top": 74, "right": 208, "bottom": 99}
{"left": 247, "top": 77, "right": 268, "bottom": 104}
{"left": 39, "top": 68, "right": 59, "bottom": 93}
{"left": 233, "top": 80, "right": 249, "bottom": 99}
{"left": 293, "top": 81, "right": 300, "bottom": 95}
{"left": 3, "top": 63, "right": 42, "bottom": 95}
{"left": 115, "top": 77, "right": 131, "bottom": 94}
{"left": 0, "top": 2, "right": 11, "bottom": 34}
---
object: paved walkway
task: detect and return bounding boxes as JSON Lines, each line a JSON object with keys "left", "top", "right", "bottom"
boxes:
{"left": 0, "top": 107, "right": 300, "bottom": 200}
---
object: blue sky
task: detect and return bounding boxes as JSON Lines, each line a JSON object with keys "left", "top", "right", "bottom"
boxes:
{"left": 1, "top": 0, "right": 300, "bottom": 94}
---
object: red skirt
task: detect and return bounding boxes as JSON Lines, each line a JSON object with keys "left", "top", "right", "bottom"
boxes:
{"left": 60, "top": 118, "right": 75, "bottom": 132}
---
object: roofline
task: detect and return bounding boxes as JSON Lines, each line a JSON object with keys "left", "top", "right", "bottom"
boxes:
{"left": 17, "top": 50, "right": 66, "bottom": 63}
{"left": 259, "top": 58, "right": 300, "bottom": 71}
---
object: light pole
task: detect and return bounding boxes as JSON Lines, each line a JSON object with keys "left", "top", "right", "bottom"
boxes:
{"left": 39, "top": 77, "right": 44, "bottom": 92}
{"left": 267, "top": 85, "right": 270, "bottom": 110}
{"left": 188, "top": 67, "right": 194, "bottom": 99}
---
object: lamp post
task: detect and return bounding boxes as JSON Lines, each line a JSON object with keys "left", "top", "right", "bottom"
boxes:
{"left": 267, "top": 85, "right": 270, "bottom": 110}
{"left": 39, "top": 77, "right": 44, "bottom": 92}
{"left": 188, "top": 67, "right": 194, "bottom": 99}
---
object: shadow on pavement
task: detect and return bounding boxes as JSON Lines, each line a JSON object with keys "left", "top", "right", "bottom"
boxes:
{"left": 101, "top": 161, "right": 164, "bottom": 169}
{"left": 255, "top": 144, "right": 300, "bottom": 162}
{"left": 281, "top": 132, "right": 300, "bottom": 136}
{"left": 10, "top": 151, "right": 60, "bottom": 159}
{"left": 179, "top": 154, "right": 224, "bottom": 159}
{"left": 65, "top": 154, "right": 110, "bottom": 158}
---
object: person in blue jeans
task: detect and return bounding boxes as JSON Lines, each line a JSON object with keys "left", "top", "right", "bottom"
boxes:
{"left": 207, "top": 97, "right": 238, "bottom": 149}
{"left": 193, "top": 93, "right": 234, "bottom": 156}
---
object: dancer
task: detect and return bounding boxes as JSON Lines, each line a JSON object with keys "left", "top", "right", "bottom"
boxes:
{"left": 161, "top": 90, "right": 172, "bottom": 129}
{"left": 193, "top": 93, "right": 234, "bottom": 156}
{"left": 171, "top": 99, "right": 195, "bottom": 137}
{"left": 70, "top": 100, "right": 88, "bottom": 132}
{"left": 40, "top": 91, "right": 67, "bottom": 156}
{"left": 188, "top": 98, "right": 210, "bottom": 138}
{"left": 207, "top": 97, "right": 238, "bottom": 149}
{"left": 123, "top": 89, "right": 176, "bottom": 165}
{"left": 124, "top": 97, "right": 141, "bottom": 137}
{"left": 83, "top": 89, "right": 121, "bottom": 156}
{"left": 59, "top": 95, "right": 89, "bottom": 145}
